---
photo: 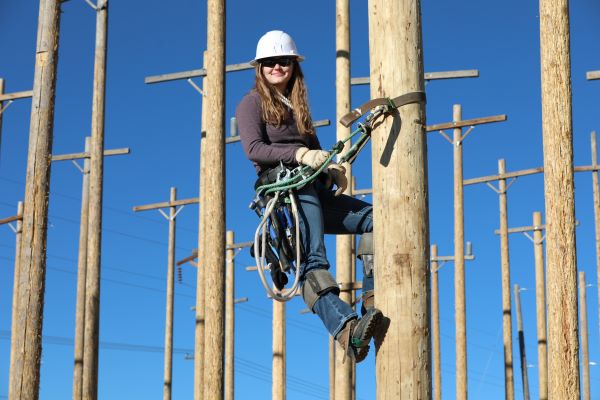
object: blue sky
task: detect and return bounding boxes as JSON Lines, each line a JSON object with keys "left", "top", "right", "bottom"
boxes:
{"left": 1, "top": 0, "right": 600, "bottom": 399}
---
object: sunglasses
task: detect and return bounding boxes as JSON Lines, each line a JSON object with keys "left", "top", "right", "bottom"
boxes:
{"left": 261, "top": 57, "right": 295, "bottom": 68}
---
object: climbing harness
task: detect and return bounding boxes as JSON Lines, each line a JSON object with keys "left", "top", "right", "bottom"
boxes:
{"left": 250, "top": 91, "right": 426, "bottom": 302}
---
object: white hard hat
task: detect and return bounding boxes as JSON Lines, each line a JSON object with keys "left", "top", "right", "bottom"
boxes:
{"left": 250, "top": 30, "right": 304, "bottom": 66}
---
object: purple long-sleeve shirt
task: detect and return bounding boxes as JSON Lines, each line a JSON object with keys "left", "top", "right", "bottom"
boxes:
{"left": 236, "top": 91, "right": 321, "bottom": 174}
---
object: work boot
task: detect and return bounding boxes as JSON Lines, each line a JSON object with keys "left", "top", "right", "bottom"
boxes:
{"left": 360, "top": 291, "right": 374, "bottom": 316}
{"left": 335, "top": 307, "right": 383, "bottom": 363}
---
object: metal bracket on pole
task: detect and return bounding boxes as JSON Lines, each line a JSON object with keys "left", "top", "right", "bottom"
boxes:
{"left": 522, "top": 231, "right": 545, "bottom": 245}
{"left": 83, "top": 0, "right": 97, "bottom": 10}
{"left": 187, "top": 79, "right": 205, "bottom": 97}
{"left": 0, "top": 100, "right": 14, "bottom": 115}
{"left": 157, "top": 206, "right": 185, "bottom": 222}
{"left": 485, "top": 182, "right": 501, "bottom": 194}
{"left": 8, "top": 222, "right": 18, "bottom": 234}
{"left": 437, "top": 130, "right": 453, "bottom": 145}
{"left": 71, "top": 160, "right": 86, "bottom": 174}
{"left": 461, "top": 126, "right": 475, "bottom": 142}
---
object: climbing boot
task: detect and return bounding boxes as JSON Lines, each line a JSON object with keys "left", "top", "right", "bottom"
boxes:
{"left": 360, "top": 291, "right": 375, "bottom": 316}
{"left": 336, "top": 307, "right": 383, "bottom": 363}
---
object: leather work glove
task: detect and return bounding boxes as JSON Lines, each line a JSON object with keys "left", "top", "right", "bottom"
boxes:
{"left": 295, "top": 147, "right": 330, "bottom": 170}
{"left": 325, "top": 163, "right": 348, "bottom": 196}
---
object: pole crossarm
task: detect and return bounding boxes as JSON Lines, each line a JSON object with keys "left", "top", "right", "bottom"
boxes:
{"left": 432, "top": 255, "right": 475, "bottom": 262}
{"left": 426, "top": 114, "right": 507, "bottom": 133}
{"left": 145, "top": 62, "right": 253, "bottom": 85}
{"left": 226, "top": 241, "right": 252, "bottom": 250}
{"left": 0, "top": 90, "right": 33, "bottom": 102}
{"left": 338, "top": 281, "right": 363, "bottom": 292}
{"left": 132, "top": 197, "right": 198, "bottom": 212}
{"left": 350, "top": 69, "right": 479, "bottom": 86}
{"left": 175, "top": 240, "right": 251, "bottom": 266}
{"left": 225, "top": 119, "right": 330, "bottom": 144}
{"left": 494, "top": 220, "right": 579, "bottom": 235}
{"left": 176, "top": 250, "right": 198, "bottom": 266}
{"left": 587, "top": 71, "right": 600, "bottom": 80}
{"left": 464, "top": 164, "right": 600, "bottom": 186}
{"left": 0, "top": 214, "right": 21, "bottom": 226}
{"left": 51, "top": 147, "right": 130, "bottom": 162}
{"left": 147, "top": 67, "right": 478, "bottom": 86}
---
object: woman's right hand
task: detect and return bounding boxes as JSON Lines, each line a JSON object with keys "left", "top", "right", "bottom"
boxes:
{"left": 295, "top": 147, "right": 330, "bottom": 169}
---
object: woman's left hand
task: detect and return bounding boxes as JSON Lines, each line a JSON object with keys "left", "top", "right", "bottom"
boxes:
{"left": 325, "top": 163, "right": 348, "bottom": 196}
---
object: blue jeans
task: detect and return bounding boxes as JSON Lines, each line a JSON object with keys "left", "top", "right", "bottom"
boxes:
{"left": 296, "top": 181, "right": 373, "bottom": 337}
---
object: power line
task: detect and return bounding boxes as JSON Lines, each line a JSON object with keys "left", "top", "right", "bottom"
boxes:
{"left": 0, "top": 175, "right": 200, "bottom": 233}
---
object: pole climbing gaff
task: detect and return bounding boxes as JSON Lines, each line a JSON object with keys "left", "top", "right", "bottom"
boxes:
{"left": 250, "top": 91, "right": 426, "bottom": 302}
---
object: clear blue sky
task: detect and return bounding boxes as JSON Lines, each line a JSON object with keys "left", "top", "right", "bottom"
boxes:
{"left": 1, "top": 0, "right": 600, "bottom": 399}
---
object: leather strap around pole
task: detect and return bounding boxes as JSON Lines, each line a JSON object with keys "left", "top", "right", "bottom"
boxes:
{"left": 339, "top": 91, "right": 426, "bottom": 128}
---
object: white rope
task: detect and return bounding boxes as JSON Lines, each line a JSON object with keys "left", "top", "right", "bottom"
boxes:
{"left": 278, "top": 94, "right": 293, "bottom": 110}
{"left": 253, "top": 191, "right": 302, "bottom": 302}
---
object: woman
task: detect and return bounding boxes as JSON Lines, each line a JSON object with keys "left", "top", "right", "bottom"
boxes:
{"left": 236, "top": 30, "right": 381, "bottom": 363}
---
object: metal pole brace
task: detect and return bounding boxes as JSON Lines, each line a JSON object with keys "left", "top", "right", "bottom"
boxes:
{"left": 0, "top": 100, "right": 14, "bottom": 116}
{"left": 158, "top": 205, "right": 185, "bottom": 221}
{"left": 187, "top": 79, "right": 206, "bottom": 97}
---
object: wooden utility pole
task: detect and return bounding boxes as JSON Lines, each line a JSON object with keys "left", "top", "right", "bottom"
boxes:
{"left": 453, "top": 105, "right": 467, "bottom": 400}
{"left": 82, "top": 0, "right": 109, "bottom": 397}
{"left": 133, "top": 189, "right": 198, "bottom": 400}
{"left": 431, "top": 106, "right": 506, "bottom": 400}
{"left": 497, "top": 159, "right": 515, "bottom": 400}
{"left": 329, "top": 337, "right": 335, "bottom": 400}
{"left": 429, "top": 243, "right": 475, "bottom": 400}
{"left": 579, "top": 271, "right": 591, "bottom": 400}
{"left": 431, "top": 245, "right": 442, "bottom": 400}
{"left": 55, "top": 140, "right": 129, "bottom": 400}
{"left": 368, "top": 0, "right": 430, "bottom": 398}
{"left": 532, "top": 212, "right": 548, "bottom": 399}
{"left": 202, "top": 0, "right": 226, "bottom": 397}
{"left": 335, "top": 0, "right": 354, "bottom": 398}
{"left": 9, "top": 0, "right": 62, "bottom": 397}
{"left": 164, "top": 188, "right": 177, "bottom": 400}
{"left": 195, "top": 52, "right": 209, "bottom": 400}
{"left": 272, "top": 298, "right": 286, "bottom": 400}
{"left": 540, "top": 0, "right": 580, "bottom": 397}
{"left": 590, "top": 132, "right": 600, "bottom": 343}
{"left": 1, "top": 202, "right": 23, "bottom": 394}
{"left": 73, "top": 138, "right": 91, "bottom": 400}
{"left": 225, "top": 231, "right": 235, "bottom": 400}
{"left": 513, "top": 284, "right": 530, "bottom": 400}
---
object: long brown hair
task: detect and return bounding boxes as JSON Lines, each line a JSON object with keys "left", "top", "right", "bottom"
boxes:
{"left": 254, "top": 60, "right": 314, "bottom": 135}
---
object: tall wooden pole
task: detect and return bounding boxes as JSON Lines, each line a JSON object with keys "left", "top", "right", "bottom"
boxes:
{"left": 497, "top": 159, "right": 515, "bottom": 400}
{"left": 452, "top": 105, "right": 467, "bottom": 400}
{"left": 73, "top": 137, "right": 91, "bottom": 400}
{"left": 8, "top": 201, "right": 23, "bottom": 395}
{"left": 579, "top": 271, "right": 591, "bottom": 400}
{"left": 431, "top": 245, "right": 441, "bottom": 400}
{"left": 590, "top": 132, "right": 600, "bottom": 343}
{"left": 82, "top": 1, "right": 108, "bottom": 398}
{"left": 329, "top": 337, "right": 335, "bottom": 400}
{"left": 539, "top": 0, "right": 580, "bottom": 397}
{"left": 368, "top": 1, "right": 430, "bottom": 398}
{"left": 202, "top": 0, "right": 226, "bottom": 397}
{"left": 194, "top": 53, "right": 209, "bottom": 400}
{"left": 532, "top": 212, "right": 548, "bottom": 399}
{"left": 272, "top": 299, "right": 286, "bottom": 400}
{"left": 9, "top": 0, "right": 62, "bottom": 397}
{"left": 225, "top": 231, "right": 234, "bottom": 400}
{"left": 335, "top": 0, "right": 353, "bottom": 398}
{"left": 513, "top": 284, "right": 530, "bottom": 400}
{"left": 163, "top": 188, "right": 177, "bottom": 400}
